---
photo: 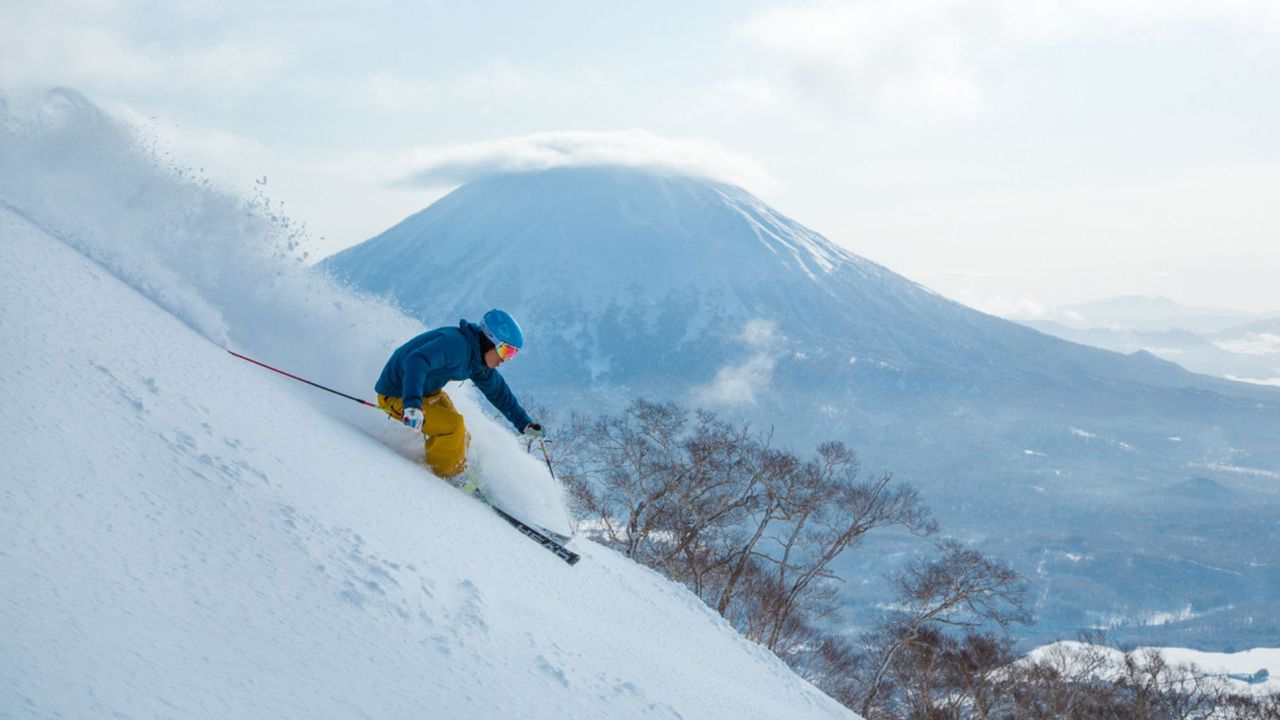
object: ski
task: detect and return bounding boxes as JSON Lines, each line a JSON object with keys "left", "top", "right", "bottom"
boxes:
{"left": 489, "top": 504, "right": 581, "bottom": 565}
{"left": 460, "top": 483, "right": 579, "bottom": 565}
{"left": 526, "top": 521, "right": 572, "bottom": 545}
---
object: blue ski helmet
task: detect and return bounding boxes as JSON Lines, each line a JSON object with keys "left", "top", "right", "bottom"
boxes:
{"left": 480, "top": 308, "right": 524, "bottom": 351}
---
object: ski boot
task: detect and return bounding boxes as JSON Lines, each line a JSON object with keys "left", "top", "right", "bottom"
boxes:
{"left": 452, "top": 461, "right": 485, "bottom": 500}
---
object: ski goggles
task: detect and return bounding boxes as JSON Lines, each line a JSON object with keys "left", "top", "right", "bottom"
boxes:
{"left": 495, "top": 341, "right": 520, "bottom": 361}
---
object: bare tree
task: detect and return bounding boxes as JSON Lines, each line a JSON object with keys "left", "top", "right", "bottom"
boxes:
{"left": 650, "top": 410, "right": 769, "bottom": 594}
{"left": 558, "top": 400, "right": 691, "bottom": 562}
{"left": 563, "top": 402, "right": 935, "bottom": 654}
{"left": 559, "top": 401, "right": 1280, "bottom": 720}
{"left": 856, "top": 541, "right": 1032, "bottom": 718}
{"left": 1008, "top": 635, "right": 1121, "bottom": 719}
{"left": 740, "top": 442, "right": 938, "bottom": 654}
{"left": 713, "top": 446, "right": 803, "bottom": 617}
{"left": 789, "top": 630, "right": 867, "bottom": 710}
{"left": 1220, "top": 691, "right": 1280, "bottom": 720}
{"left": 1004, "top": 635, "right": 1280, "bottom": 720}
{"left": 949, "top": 632, "right": 1020, "bottom": 720}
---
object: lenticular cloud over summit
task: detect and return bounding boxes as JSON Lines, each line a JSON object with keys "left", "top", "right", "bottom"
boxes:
{"left": 396, "top": 129, "right": 772, "bottom": 190}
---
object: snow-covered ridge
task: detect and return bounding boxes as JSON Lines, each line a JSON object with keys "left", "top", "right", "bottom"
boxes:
{"left": 0, "top": 89, "right": 856, "bottom": 719}
{"left": 1027, "top": 643, "right": 1280, "bottom": 698}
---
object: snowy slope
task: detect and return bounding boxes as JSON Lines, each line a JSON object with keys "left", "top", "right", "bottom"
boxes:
{"left": 0, "top": 208, "right": 855, "bottom": 719}
{"left": 0, "top": 92, "right": 857, "bottom": 719}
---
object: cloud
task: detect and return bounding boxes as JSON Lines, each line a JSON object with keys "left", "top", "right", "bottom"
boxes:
{"left": 972, "top": 296, "right": 1050, "bottom": 320}
{"left": 730, "top": 1, "right": 996, "bottom": 120}
{"left": 353, "top": 60, "right": 548, "bottom": 114}
{"left": 394, "top": 129, "right": 772, "bottom": 190}
{"left": 728, "top": 0, "right": 1280, "bottom": 120}
{"left": 0, "top": 3, "right": 291, "bottom": 93}
{"left": 694, "top": 319, "right": 782, "bottom": 407}
{"left": 357, "top": 70, "right": 441, "bottom": 113}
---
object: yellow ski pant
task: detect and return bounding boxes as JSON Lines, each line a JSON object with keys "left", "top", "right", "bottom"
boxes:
{"left": 378, "top": 391, "right": 470, "bottom": 478}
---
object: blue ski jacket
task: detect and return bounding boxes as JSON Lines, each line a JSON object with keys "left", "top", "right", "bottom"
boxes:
{"left": 376, "top": 320, "right": 533, "bottom": 431}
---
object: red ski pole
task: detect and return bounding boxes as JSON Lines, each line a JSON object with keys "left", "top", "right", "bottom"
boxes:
{"left": 226, "top": 350, "right": 380, "bottom": 410}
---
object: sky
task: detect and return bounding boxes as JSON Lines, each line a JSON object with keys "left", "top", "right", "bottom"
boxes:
{"left": 3, "top": 0, "right": 1279, "bottom": 314}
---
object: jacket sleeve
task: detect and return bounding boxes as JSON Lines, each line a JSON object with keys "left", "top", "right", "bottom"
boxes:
{"left": 471, "top": 367, "right": 533, "bottom": 431}
{"left": 401, "top": 335, "right": 458, "bottom": 409}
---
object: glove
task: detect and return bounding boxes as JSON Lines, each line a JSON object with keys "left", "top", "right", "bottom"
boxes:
{"left": 402, "top": 407, "right": 424, "bottom": 431}
{"left": 522, "top": 422, "right": 545, "bottom": 439}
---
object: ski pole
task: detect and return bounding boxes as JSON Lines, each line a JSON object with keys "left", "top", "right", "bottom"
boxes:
{"left": 226, "top": 350, "right": 380, "bottom": 409}
{"left": 537, "top": 437, "right": 558, "bottom": 481}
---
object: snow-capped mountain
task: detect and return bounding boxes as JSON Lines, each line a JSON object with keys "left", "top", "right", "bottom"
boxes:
{"left": 322, "top": 167, "right": 1279, "bottom": 412}
{"left": 324, "top": 166, "right": 933, "bottom": 391}
{"left": 323, "top": 168, "right": 1204, "bottom": 397}
{"left": 323, "top": 167, "right": 1280, "bottom": 649}
{"left": 0, "top": 89, "right": 857, "bottom": 719}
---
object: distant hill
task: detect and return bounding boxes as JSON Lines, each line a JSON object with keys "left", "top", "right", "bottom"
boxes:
{"left": 1007, "top": 294, "right": 1279, "bottom": 385}
{"left": 1029, "top": 295, "right": 1273, "bottom": 334}
{"left": 1019, "top": 319, "right": 1280, "bottom": 385}
{"left": 1145, "top": 476, "right": 1236, "bottom": 504}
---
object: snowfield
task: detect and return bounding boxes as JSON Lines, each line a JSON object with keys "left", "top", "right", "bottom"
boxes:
{"left": 0, "top": 206, "right": 856, "bottom": 719}
{"left": 0, "top": 91, "right": 856, "bottom": 719}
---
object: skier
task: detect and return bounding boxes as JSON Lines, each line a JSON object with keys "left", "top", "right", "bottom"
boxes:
{"left": 375, "top": 309, "right": 543, "bottom": 480}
